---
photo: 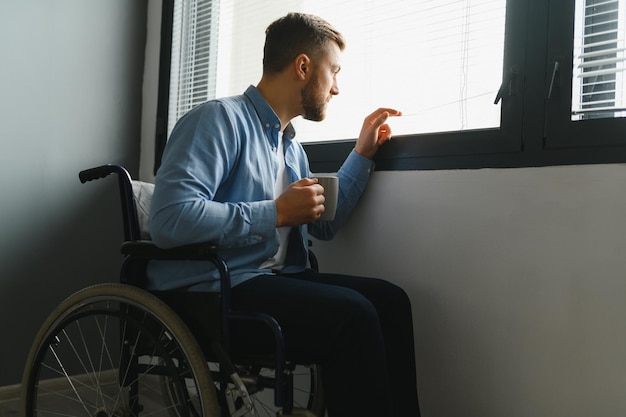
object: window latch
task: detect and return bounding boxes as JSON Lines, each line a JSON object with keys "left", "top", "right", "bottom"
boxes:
{"left": 547, "top": 60, "right": 560, "bottom": 99}
{"left": 494, "top": 67, "right": 519, "bottom": 105}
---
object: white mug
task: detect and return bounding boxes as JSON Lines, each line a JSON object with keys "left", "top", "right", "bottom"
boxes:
{"left": 314, "top": 174, "right": 339, "bottom": 221}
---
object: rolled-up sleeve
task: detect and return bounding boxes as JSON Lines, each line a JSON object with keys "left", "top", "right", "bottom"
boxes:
{"left": 308, "top": 150, "right": 374, "bottom": 241}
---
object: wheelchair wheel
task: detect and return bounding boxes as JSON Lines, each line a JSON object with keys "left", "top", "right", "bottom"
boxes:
{"left": 21, "top": 283, "right": 219, "bottom": 417}
{"left": 214, "top": 363, "right": 325, "bottom": 417}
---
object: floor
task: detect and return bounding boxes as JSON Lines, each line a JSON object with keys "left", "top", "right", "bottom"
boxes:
{"left": 0, "top": 394, "right": 19, "bottom": 417}
{"left": 0, "top": 376, "right": 172, "bottom": 417}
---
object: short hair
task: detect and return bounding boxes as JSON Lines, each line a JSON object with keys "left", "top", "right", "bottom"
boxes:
{"left": 263, "top": 13, "right": 346, "bottom": 74}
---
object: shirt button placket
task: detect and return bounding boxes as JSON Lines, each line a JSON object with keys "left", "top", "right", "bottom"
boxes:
{"left": 265, "top": 122, "right": 276, "bottom": 152}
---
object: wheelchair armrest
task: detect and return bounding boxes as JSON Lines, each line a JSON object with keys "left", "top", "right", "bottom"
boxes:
{"left": 121, "top": 240, "right": 219, "bottom": 260}
{"left": 120, "top": 240, "right": 232, "bottom": 323}
{"left": 120, "top": 240, "right": 231, "bottom": 301}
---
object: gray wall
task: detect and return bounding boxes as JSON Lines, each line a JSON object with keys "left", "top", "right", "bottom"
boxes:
{"left": 312, "top": 165, "right": 626, "bottom": 417}
{"left": 0, "top": 0, "right": 146, "bottom": 386}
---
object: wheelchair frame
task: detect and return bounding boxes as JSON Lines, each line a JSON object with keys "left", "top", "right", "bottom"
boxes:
{"left": 20, "top": 164, "right": 324, "bottom": 417}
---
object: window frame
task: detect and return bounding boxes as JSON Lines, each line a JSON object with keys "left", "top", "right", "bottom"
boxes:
{"left": 155, "top": 0, "right": 626, "bottom": 174}
{"left": 544, "top": 0, "right": 626, "bottom": 150}
{"left": 154, "top": 0, "right": 174, "bottom": 175}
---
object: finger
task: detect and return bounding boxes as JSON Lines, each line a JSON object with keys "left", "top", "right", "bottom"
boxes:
{"left": 297, "top": 177, "right": 318, "bottom": 187}
{"left": 312, "top": 183, "right": 325, "bottom": 196}
{"left": 369, "top": 111, "right": 390, "bottom": 130}
{"left": 372, "top": 107, "right": 402, "bottom": 118}
{"left": 373, "top": 107, "right": 402, "bottom": 125}
{"left": 377, "top": 123, "right": 393, "bottom": 143}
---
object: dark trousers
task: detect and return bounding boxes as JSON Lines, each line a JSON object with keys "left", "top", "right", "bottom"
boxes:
{"left": 230, "top": 270, "right": 420, "bottom": 417}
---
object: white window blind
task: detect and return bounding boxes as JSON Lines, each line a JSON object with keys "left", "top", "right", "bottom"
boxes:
{"left": 168, "top": 0, "right": 507, "bottom": 142}
{"left": 572, "top": 0, "right": 626, "bottom": 120}
{"left": 168, "top": 0, "right": 218, "bottom": 135}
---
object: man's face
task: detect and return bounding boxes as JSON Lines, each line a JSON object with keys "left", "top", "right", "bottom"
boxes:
{"left": 301, "top": 43, "right": 341, "bottom": 122}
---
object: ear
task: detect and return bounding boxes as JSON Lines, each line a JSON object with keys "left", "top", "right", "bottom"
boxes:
{"left": 295, "top": 53, "right": 311, "bottom": 80}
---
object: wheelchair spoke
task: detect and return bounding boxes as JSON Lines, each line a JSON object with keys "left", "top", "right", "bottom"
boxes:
{"left": 23, "top": 282, "right": 326, "bottom": 417}
{"left": 46, "top": 343, "right": 93, "bottom": 416}
{"left": 22, "top": 284, "right": 217, "bottom": 417}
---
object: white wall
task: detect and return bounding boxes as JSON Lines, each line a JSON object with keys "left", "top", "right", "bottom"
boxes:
{"left": 312, "top": 164, "right": 626, "bottom": 417}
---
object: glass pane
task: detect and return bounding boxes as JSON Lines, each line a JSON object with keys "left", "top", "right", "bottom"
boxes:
{"left": 293, "top": 0, "right": 506, "bottom": 142}
{"left": 170, "top": 0, "right": 507, "bottom": 142}
{"left": 169, "top": 0, "right": 219, "bottom": 136}
{"left": 572, "top": 0, "right": 626, "bottom": 121}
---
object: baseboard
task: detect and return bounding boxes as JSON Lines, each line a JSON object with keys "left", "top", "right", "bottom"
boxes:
{"left": 0, "top": 383, "right": 21, "bottom": 403}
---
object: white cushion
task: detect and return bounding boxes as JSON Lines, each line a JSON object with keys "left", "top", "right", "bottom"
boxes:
{"left": 131, "top": 180, "right": 154, "bottom": 240}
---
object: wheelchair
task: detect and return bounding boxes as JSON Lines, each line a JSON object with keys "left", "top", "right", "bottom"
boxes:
{"left": 21, "top": 164, "right": 324, "bottom": 417}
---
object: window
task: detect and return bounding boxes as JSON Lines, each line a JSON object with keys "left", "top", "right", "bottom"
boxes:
{"left": 572, "top": 0, "right": 626, "bottom": 121}
{"left": 164, "top": 0, "right": 506, "bottom": 142}
{"left": 167, "top": 0, "right": 218, "bottom": 133}
{"left": 544, "top": 0, "right": 626, "bottom": 151}
{"left": 156, "top": 0, "right": 626, "bottom": 172}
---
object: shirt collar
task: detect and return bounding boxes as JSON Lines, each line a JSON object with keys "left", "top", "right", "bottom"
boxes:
{"left": 244, "top": 85, "right": 296, "bottom": 142}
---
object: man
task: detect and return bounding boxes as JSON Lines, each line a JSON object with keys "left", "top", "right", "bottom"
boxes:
{"left": 149, "top": 12, "right": 420, "bottom": 417}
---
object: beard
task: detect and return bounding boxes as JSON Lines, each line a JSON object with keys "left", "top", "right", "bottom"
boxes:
{"left": 301, "top": 75, "right": 328, "bottom": 122}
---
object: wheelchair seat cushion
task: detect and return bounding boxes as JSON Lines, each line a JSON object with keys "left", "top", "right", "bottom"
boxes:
{"left": 131, "top": 180, "right": 154, "bottom": 240}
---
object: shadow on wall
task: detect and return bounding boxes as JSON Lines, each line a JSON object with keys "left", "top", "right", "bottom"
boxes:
{"left": 0, "top": 176, "right": 125, "bottom": 386}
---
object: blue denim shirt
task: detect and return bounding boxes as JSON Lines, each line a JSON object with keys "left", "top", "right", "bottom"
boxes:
{"left": 147, "top": 85, "right": 374, "bottom": 291}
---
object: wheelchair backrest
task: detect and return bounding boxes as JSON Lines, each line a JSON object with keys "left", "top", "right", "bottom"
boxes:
{"left": 79, "top": 164, "right": 150, "bottom": 242}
